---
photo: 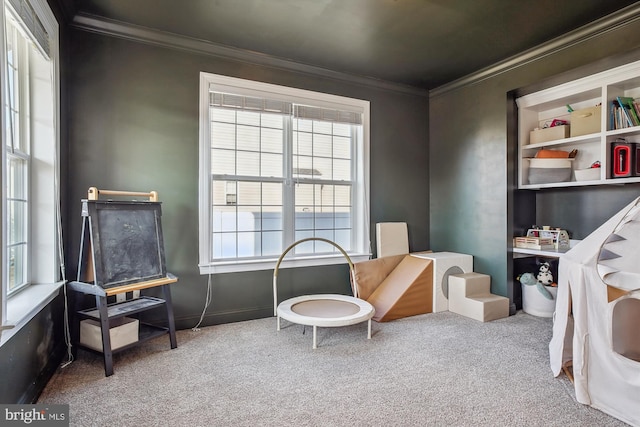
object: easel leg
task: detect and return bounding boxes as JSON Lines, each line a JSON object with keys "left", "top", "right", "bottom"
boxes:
{"left": 161, "top": 285, "right": 177, "bottom": 349}
{"left": 96, "top": 295, "right": 114, "bottom": 376}
{"left": 70, "top": 290, "right": 82, "bottom": 359}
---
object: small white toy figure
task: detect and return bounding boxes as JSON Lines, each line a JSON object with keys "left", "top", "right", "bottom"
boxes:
{"left": 536, "top": 261, "right": 555, "bottom": 286}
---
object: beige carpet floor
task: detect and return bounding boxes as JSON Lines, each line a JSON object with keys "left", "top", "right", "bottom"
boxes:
{"left": 38, "top": 311, "right": 629, "bottom": 426}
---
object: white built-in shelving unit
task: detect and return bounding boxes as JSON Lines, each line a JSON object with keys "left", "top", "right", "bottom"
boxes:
{"left": 517, "top": 59, "right": 640, "bottom": 189}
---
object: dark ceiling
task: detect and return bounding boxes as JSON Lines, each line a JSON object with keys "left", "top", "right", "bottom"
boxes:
{"left": 66, "top": 0, "right": 640, "bottom": 90}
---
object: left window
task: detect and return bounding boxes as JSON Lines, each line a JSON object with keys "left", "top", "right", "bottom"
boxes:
{"left": 1, "top": 0, "right": 60, "bottom": 345}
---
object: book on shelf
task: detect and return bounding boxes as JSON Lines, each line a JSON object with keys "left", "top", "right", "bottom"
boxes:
{"left": 611, "top": 100, "right": 628, "bottom": 129}
{"left": 610, "top": 98, "right": 640, "bottom": 129}
{"left": 616, "top": 96, "right": 640, "bottom": 126}
{"left": 633, "top": 100, "right": 640, "bottom": 121}
{"left": 610, "top": 100, "right": 618, "bottom": 130}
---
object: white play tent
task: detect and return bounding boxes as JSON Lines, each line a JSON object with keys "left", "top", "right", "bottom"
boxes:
{"left": 549, "top": 196, "right": 640, "bottom": 426}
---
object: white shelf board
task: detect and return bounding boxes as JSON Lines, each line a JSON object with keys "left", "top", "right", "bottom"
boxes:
{"left": 513, "top": 239, "right": 581, "bottom": 258}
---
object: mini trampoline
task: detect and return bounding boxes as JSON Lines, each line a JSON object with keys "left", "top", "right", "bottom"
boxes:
{"left": 273, "top": 237, "right": 375, "bottom": 349}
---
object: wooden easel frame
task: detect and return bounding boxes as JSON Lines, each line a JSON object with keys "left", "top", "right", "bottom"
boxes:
{"left": 69, "top": 188, "right": 177, "bottom": 376}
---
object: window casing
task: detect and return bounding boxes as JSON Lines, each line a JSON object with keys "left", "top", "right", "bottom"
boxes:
{"left": 1, "top": 0, "right": 60, "bottom": 346}
{"left": 199, "top": 73, "right": 370, "bottom": 274}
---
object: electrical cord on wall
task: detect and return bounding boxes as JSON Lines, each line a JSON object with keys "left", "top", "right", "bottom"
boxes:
{"left": 191, "top": 273, "right": 213, "bottom": 331}
{"left": 55, "top": 129, "right": 73, "bottom": 369}
{"left": 46, "top": 46, "right": 73, "bottom": 368}
{"left": 56, "top": 179, "right": 72, "bottom": 368}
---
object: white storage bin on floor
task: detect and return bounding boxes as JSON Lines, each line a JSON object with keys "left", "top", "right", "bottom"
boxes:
{"left": 521, "top": 284, "right": 557, "bottom": 317}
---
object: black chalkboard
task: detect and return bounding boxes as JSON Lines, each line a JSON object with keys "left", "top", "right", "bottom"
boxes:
{"left": 86, "top": 200, "right": 167, "bottom": 289}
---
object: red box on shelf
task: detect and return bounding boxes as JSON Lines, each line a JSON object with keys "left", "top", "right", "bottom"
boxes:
{"left": 611, "top": 141, "right": 639, "bottom": 178}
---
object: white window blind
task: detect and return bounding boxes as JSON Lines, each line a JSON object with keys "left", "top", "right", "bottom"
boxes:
{"left": 6, "top": 0, "right": 48, "bottom": 57}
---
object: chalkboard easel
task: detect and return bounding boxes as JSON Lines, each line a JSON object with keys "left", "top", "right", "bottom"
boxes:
{"left": 68, "top": 187, "right": 178, "bottom": 376}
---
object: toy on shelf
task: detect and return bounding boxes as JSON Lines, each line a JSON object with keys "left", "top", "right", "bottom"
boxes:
{"left": 514, "top": 226, "right": 570, "bottom": 251}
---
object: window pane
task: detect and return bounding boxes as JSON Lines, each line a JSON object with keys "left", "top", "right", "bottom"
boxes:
{"left": 293, "top": 131, "right": 312, "bottom": 156}
{"left": 261, "top": 153, "right": 282, "bottom": 177}
{"left": 212, "top": 206, "right": 236, "bottom": 232}
{"left": 212, "top": 180, "right": 232, "bottom": 205}
{"left": 212, "top": 232, "right": 237, "bottom": 258}
{"left": 262, "top": 210, "right": 282, "bottom": 231}
{"left": 211, "top": 121, "right": 236, "bottom": 149}
{"left": 296, "top": 118, "right": 313, "bottom": 132}
{"left": 237, "top": 125, "right": 260, "bottom": 151}
{"left": 211, "top": 180, "right": 285, "bottom": 259}
{"left": 7, "top": 155, "right": 28, "bottom": 292}
{"left": 261, "top": 231, "right": 282, "bottom": 256}
{"left": 314, "top": 121, "right": 332, "bottom": 135}
{"left": 293, "top": 155, "right": 313, "bottom": 178}
{"left": 335, "top": 229, "right": 351, "bottom": 251}
{"left": 237, "top": 110, "right": 260, "bottom": 126}
{"left": 211, "top": 108, "right": 236, "bottom": 123}
{"left": 263, "top": 182, "right": 282, "bottom": 206}
{"left": 238, "top": 232, "right": 259, "bottom": 257}
{"left": 335, "top": 211, "right": 351, "bottom": 229}
{"left": 334, "top": 185, "right": 351, "bottom": 206}
{"left": 237, "top": 207, "right": 259, "bottom": 232}
{"left": 333, "top": 136, "right": 351, "bottom": 159}
{"left": 5, "top": 24, "right": 21, "bottom": 151}
{"left": 8, "top": 200, "right": 26, "bottom": 244}
{"left": 261, "top": 113, "right": 283, "bottom": 129}
{"left": 211, "top": 149, "right": 236, "bottom": 175}
{"left": 8, "top": 156, "right": 27, "bottom": 199}
{"left": 293, "top": 232, "right": 314, "bottom": 254}
{"left": 295, "top": 211, "right": 314, "bottom": 231}
{"left": 314, "top": 157, "right": 332, "bottom": 179}
{"left": 237, "top": 181, "right": 261, "bottom": 205}
{"left": 295, "top": 183, "right": 314, "bottom": 207}
{"left": 315, "top": 209, "right": 334, "bottom": 230}
{"left": 315, "top": 230, "right": 335, "bottom": 247}
{"left": 261, "top": 128, "right": 283, "bottom": 153}
{"left": 237, "top": 151, "right": 260, "bottom": 176}
{"left": 8, "top": 244, "right": 26, "bottom": 292}
{"left": 313, "top": 134, "right": 332, "bottom": 157}
{"left": 334, "top": 159, "right": 351, "bottom": 181}
{"left": 333, "top": 123, "right": 351, "bottom": 137}
{"left": 315, "top": 184, "right": 334, "bottom": 207}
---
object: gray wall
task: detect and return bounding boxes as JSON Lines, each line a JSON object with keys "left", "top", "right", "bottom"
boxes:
{"left": 0, "top": 295, "right": 66, "bottom": 403}
{"left": 65, "top": 29, "right": 430, "bottom": 329}
{"left": 430, "top": 16, "right": 640, "bottom": 301}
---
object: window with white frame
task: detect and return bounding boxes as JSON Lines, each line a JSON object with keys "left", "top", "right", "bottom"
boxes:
{"left": 1, "top": 0, "right": 60, "bottom": 344}
{"left": 199, "top": 73, "right": 370, "bottom": 273}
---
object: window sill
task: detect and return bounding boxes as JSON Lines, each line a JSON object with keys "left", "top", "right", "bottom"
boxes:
{"left": 0, "top": 281, "right": 64, "bottom": 347}
{"left": 199, "top": 253, "right": 372, "bottom": 274}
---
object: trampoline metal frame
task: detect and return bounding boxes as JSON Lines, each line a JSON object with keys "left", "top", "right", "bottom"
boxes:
{"left": 273, "top": 237, "right": 375, "bottom": 348}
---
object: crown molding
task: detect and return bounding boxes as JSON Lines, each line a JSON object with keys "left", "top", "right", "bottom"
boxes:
{"left": 71, "top": 13, "right": 428, "bottom": 98}
{"left": 430, "top": 3, "right": 640, "bottom": 98}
